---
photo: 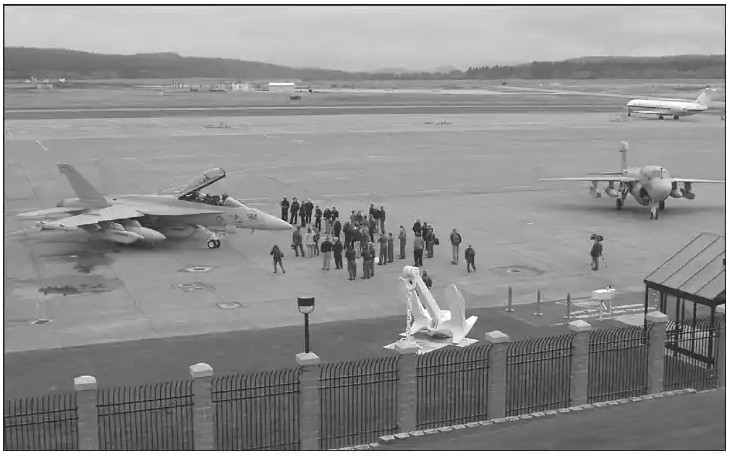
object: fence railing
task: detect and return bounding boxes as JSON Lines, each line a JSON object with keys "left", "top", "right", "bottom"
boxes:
{"left": 416, "top": 344, "right": 491, "bottom": 429}
{"left": 97, "top": 380, "right": 194, "bottom": 450}
{"left": 588, "top": 326, "right": 649, "bottom": 403}
{"left": 212, "top": 368, "right": 301, "bottom": 451}
{"left": 505, "top": 334, "right": 573, "bottom": 416}
{"left": 664, "top": 317, "right": 720, "bottom": 391}
{"left": 4, "top": 393, "right": 79, "bottom": 451}
{"left": 318, "top": 357, "right": 398, "bottom": 450}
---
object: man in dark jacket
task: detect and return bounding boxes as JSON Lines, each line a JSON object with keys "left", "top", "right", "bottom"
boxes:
{"left": 305, "top": 199, "right": 314, "bottom": 224}
{"left": 280, "top": 197, "right": 289, "bottom": 221}
{"left": 379, "top": 205, "right": 386, "bottom": 234}
{"left": 465, "top": 244, "right": 476, "bottom": 272}
{"left": 369, "top": 242, "right": 377, "bottom": 277}
{"left": 590, "top": 234, "right": 603, "bottom": 271}
{"left": 412, "top": 219, "right": 422, "bottom": 237}
{"left": 450, "top": 229, "right": 463, "bottom": 265}
{"left": 314, "top": 205, "right": 323, "bottom": 230}
{"left": 333, "top": 217, "right": 342, "bottom": 240}
{"left": 333, "top": 237, "right": 344, "bottom": 269}
{"left": 345, "top": 244, "right": 357, "bottom": 280}
{"left": 368, "top": 216, "right": 377, "bottom": 243}
{"left": 387, "top": 232, "right": 394, "bottom": 263}
{"left": 398, "top": 226, "right": 407, "bottom": 259}
{"left": 378, "top": 233, "right": 388, "bottom": 265}
{"left": 289, "top": 198, "right": 300, "bottom": 225}
{"left": 332, "top": 207, "right": 339, "bottom": 221}
{"left": 270, "top": 244, "right": 285, "bottom": 273}
{"left": 413, "top": 235, "right": 425, "bottom": 267}
{"left": 321, "top": 235, "right": 333, "bottom": 270}
{"left": 292, "top": 228, "right": 304, "bottom": 257}
{"left": 422, "top": 270, "right": 432, "bottom": 289}
{"left": 362, "top": 245, "right": 371, "bottom": 279}
{"left": 323, "top": 207, "right": 332, "bottom": 233}
{"left": 299, "top": 203, "right": 307, "bottom": 227}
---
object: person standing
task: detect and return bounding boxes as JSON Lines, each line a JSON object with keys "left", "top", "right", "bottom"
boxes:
{"left": 412, "top": 218, "right": 422, "bottom": 237}
{"left": 321, "top": 235, "right": 333, "bottom": 270}
{"left": 314, "top": 205, "right": 323, "bottom": 230}
{"left": 379, "top": 205, "right": 386, "bottom": 234}
{"left": 270, "top": 244, "right": 285, "bottom": 273}
{"left": 369, "top": 242, "right": 377, "bottom": 277}
{"left": 333, "top": 237, "right": 344, "bottom": 269}
{"left": 299, "top": 203, "right": 307, "bottom": 228}
{"left": 305, "top": 199, "right": 314, "bottom": 225}
{"left": 368, "top": 216, "right": 377, "bottom": 243}
{"left": 345, "top": 244, "right": 357, "bottom": 280}
{"left": 289, "top": 198, "right": 300, "bottom": 225}
{"left": 465, "top": 244, "right": 476, "bottom": 272}
{"left": 292, "top": 227, "right": 305, "bottom": 257}
{"left": 421, "top": 270, "right": 432, "bottom": 289}
{"left": 323, "top": 206, "right": 332, "bottom": 233}
{"left": 413, "top": 234, "right": 425, "bottom": 267}
{"left": 424, "top": 226, "right": 436, "bottom": 258}
{"left": 313, "top": 228, "right": 320, "bottom": 256}
{"left": 590, "top": 234, "right": 603, "bottom": 271}
{"left": 304, "top": 228, "right": 314, "bottom": 258}
{"left": 362, "top": 244, "right": 371, "bottom": 279}
{"left": 387, "top": 232, "right": 394, "bottom": 263}
{"left": 333, "top": 217, "right": 342, "bottom": 240}
{"left": 378, "top": 232, "right": 388, "bottom": 265}
{"left": 398, "top": 226, "right": 407, "bottom": 259}
{"left": 450, "top": 228, "right": 462, "bottom": 265}
{"left": 332, "top": 206, "right": 339, "bottom": 221}
{"left": 280, "top": 197, "right": 289, "bottom": 221}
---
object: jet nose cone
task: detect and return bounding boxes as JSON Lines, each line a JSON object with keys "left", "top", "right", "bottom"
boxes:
{"left": 262, "top": 212, "right": 293, "bottom": 231}
{"left": 652, "top": 179, "right": 672, "bottom": 201}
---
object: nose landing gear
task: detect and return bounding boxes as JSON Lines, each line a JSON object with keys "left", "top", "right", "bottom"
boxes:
{"left": 207, "top": 239, "right": 221, "bottom": 249}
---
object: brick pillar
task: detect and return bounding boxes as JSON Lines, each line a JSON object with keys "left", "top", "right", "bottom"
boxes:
{"left": 568, "top": 320, "right": 592, "bottom": 406}
{"left": 74, "top": 375, "right": 99, "bottom": 450}
{"left": 394, "top": 339, "right": 419, "bottom": 433}
{"left": 296, "top": 352, "right": 321, "bottom": 451}
{"left": 646, "top": 311, "right": 668, "bottom": 394}
{"left": 189, "top": 363, "right": 214, "bottom": 450}
{"left": 716, "top": 304, "right": 726, "bottom": 387}
{"left": 485, "top": 330, "right": 510, "bottom": 419}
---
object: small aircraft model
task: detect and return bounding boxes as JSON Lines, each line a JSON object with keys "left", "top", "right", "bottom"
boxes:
{"left": 626, "top": 87, "right": 716, "bottom": 120}
{"left": 13, "top": 164, "right": 292, "bottom": 248}
{"left": 541, "top": 141, "right": 725, "bottom": 220}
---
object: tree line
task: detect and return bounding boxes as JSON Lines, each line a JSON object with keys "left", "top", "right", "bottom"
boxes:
{"left": 4, "top": 47, "right": 725, "bottom": 81}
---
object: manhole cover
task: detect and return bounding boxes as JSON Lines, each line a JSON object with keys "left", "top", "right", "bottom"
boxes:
{"left": 216, "top": 301, "right": 244, "bottom": 309}
{"left": 31, "top": 318, "right": 52, "bottom": 325}
{"left": 175, "top": 282, "right": 214, "bottom": 292}
{"left": 489, "top": 265, "right": 544, "bottom": 277}
{"left": 179, "top": 266, "right": 214, "bottom": 273}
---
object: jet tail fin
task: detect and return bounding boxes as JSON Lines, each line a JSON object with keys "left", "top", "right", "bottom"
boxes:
{"left": 695, "top": 88, "right": 715, "bottom": 107}
{"left": 619, "top": 141, "right": 629, "bottom": 172}
{"left": 56, "top": 164, "right": 109, "bottom": 208}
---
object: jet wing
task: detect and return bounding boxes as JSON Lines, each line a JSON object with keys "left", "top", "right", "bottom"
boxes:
{"left": 670, "top": 178, "right": 725, "bottom": 184}
{"left": 47, "top": 203, "right": 224, "bottom": 228}
{"left": 17, "top": 206, "right": 87, "bottom": 220}
{"left": 135, "top": 204, "right": 224, "bottom": 216}
{"left": 541, "top": 176, "right": 636, "bottom": 182}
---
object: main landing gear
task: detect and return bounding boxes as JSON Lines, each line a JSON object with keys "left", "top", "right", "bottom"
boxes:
{"left": 207, "top": 239, "right": 221, "bottom": 249}
{"left": 198, "top": 225, "right": 223, "bottom": 249}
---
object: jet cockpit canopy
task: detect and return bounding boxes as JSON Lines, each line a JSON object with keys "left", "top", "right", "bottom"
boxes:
{"left": 175, "top": 168, "right": 226, "bottom": 200}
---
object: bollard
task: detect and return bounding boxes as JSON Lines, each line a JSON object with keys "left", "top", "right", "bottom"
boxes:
{"left": 563, "top": 293, "right": 571, "bottom": 319}
{"left": 534, "top": 289, "right": 543, "bottom": 316}
{"left": 505, "top": 286, "right": 514, "bottom": 312}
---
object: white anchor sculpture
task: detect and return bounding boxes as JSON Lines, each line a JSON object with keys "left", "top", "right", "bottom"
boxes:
{"left": 399, "top": 266, "right": 478, "bottom": 344}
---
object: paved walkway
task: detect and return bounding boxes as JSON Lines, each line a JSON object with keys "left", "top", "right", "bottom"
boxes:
{"left": 378, "top": 389, "right": 726, "bottom": 451}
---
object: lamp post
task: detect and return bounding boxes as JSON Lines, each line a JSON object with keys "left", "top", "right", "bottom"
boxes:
{"left": 297, "top": 297, "right": 315, "bottom": 353}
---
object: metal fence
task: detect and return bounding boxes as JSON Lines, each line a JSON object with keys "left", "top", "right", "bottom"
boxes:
{"left": 506, "top": 334, "right": 573, "bottom": 416}
{"left": 588, "top": 326, "right": 649, "bottom": 402}
{"left": 4, "top": 393, "right": 79, "bottom": 450}
{"left": 319, "top": 357, "right": 398, "bottom": 450}
{"left": 416, "top": 344, "right": 491, "bottom": 429}
{"left": 212, "top": 368, "right": 301, "bottom": 451}
{"left": 664, "top": 317, "right": 720, "bottom": 391}
{"left": 97, "top": 380, "right": 194, "bottom": 450}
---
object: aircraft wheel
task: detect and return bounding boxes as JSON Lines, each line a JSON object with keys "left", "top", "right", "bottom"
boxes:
{"left": 658, "top": 115, "right": 664, "bottom": 120}
{"left": 208, "top": 240, "right": 217, "bottom": 249}
{"left": 616, "top": 198, "right": 623, "bottom": 210}
{"left": 659, "top": 201, "right": 665, "bottom": 210}
{"left": 673, "top": 115, "right": 680, "bottom": 120}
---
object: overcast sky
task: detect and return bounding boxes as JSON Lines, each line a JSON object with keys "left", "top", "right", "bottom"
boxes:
{"left": 4, "top": 5, "right": 726, "bottom": 72}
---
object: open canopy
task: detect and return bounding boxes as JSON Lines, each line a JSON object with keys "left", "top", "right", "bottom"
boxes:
{"left": 175, "top": 168, "right": 226, "bottom": 199}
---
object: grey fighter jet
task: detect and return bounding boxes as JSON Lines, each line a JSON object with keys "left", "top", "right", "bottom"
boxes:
{"left": 14, "top": 164, "right": 292, "bottom": 248}
{"left": 541, "top": 141, "right": 725, "bottom": 220}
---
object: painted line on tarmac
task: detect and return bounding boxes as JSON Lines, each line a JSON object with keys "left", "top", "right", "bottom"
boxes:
{"left": 35, "top": 140, "right": 48, "bottom": 151}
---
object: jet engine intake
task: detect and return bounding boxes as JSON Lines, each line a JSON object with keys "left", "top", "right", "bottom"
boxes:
{"left": 630, "top": 182, "right": 651, "bottom": 206}
{"left": 589, "top": 182, "right": 601, "bottom": 198}
{"left": 681, "top": 182, "right": 696, "bottom": 200}
{"left": 669, "top": 182, "right": 683, "bottom": 198}
{"left": 604, "top": 185, "right": 618, "bottom": 198}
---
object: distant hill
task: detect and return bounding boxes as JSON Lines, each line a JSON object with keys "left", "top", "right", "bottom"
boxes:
{"left": 3, "top": 47, "right": 725, "bottom": 81}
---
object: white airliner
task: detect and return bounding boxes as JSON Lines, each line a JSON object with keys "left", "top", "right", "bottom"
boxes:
{"left": 541, "top": 141, "right": 725, "bottom": 219}
{"left": 626, "top": 88, "right": 716, "bottom": 120}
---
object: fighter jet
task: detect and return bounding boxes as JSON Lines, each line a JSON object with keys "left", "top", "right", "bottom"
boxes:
{"left": 540, "top": 141, "right": 725, "bottom": 220}
{"left": 13, "top": 164, "right": 292, "bottom": 248}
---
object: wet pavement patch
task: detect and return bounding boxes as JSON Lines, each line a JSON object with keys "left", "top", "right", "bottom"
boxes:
{"left": 37, "top": 275, "right": 123, "bottom": 296}
{"left": 31, "top": 318, "right": 52, "bottom": 325}
{"left": 175, "top": 282, "right": 215, "bottom": 292}
{"left": 216, "top": 301, "right": 244, "bottom": 309}
{"left": 490, "top": 265, "right": 545, "bottom": 277}
{"left": 39, "top": 249, "right": 112, "bottom": 274}
{"left": 179, "top": 266, "right": 215, "bottom": 273}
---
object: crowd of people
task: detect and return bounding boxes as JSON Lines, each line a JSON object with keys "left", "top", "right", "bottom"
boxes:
{"left": 270, "top": 196, "right": 477, "bottom": 279}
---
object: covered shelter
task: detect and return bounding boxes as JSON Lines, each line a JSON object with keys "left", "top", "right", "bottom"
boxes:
{"left": 643, "top": 232, "right": 725, "bottom": 373}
